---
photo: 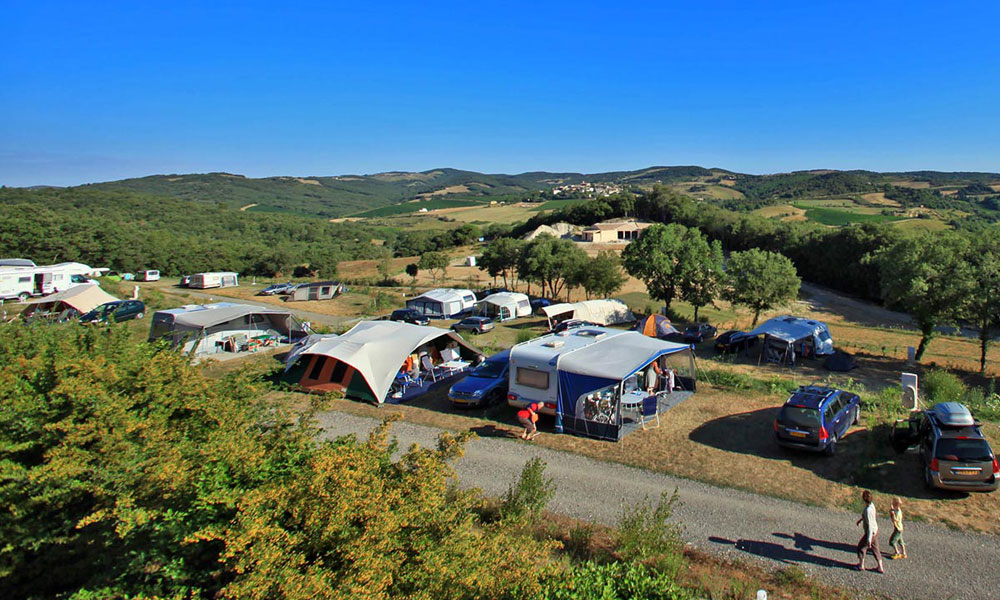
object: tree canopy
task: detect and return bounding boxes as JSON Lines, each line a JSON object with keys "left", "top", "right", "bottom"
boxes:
{"left": 621, "top": 223, "right": 688, "bottom": 311}
{"left": 723, "top": 249, "right": 801, "bottom": 327}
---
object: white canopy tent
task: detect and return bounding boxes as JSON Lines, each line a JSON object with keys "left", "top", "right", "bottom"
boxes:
{"left": 405, "top": 288, "right": 477, "bottom": 318}
{"left": 149, "top": 302, "right": 306, "bottom": 355}
{"left": 286, "top": 320, "right": 483, "bottom": 403}
{"left": 541, "top": 299, "right": 635, "bottom": 329}
{"left": 749, "top": 315, "right": 834, "bottom": 364}
{"left": 477, "top": 292, "right": 531, "bottom": 321}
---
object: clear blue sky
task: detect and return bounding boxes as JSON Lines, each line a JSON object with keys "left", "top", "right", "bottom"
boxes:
{"left": 3, "top": 1, "right": 999, "bottom": 186}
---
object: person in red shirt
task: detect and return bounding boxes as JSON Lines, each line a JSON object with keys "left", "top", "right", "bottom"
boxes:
{"left": 517, "top": 403, "right": 541, "bottom": 440}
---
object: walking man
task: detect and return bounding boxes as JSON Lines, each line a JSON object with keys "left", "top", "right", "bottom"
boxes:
{"left": 855, "top": 490, "right": 885, "bottom": 573}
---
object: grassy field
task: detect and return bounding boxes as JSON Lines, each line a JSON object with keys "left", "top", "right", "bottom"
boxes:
{"left": 791, "top": 203, "right": 905, "bottom": 226}
{"left": 353, "top": 197, "right": 486, "bottom": 217}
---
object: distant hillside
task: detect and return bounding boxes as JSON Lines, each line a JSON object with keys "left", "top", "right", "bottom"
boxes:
{"left": 74, "top": 166, "right": 1000, "bottom": 218}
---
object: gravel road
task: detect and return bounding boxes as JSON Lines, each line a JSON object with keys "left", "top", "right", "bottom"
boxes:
{"left": 316, "top": 411, "right": 1000, "bottom": 600}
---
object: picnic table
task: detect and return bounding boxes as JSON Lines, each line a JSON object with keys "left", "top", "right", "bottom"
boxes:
{"left": 438, "top": 359, "right": 471, "bottom": 376}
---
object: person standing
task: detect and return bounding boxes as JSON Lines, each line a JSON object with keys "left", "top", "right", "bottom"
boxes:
{"left": 889, "top": 497, "right": 908, "bottom": 560}
{"left": 517, "top": 403, "right": 541, "bottom": 440}
{"left": 855, "top": 490, "right": 885, "bottom": 573}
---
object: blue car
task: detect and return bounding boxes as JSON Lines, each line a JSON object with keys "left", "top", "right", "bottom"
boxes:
{"left": 448, "top": 349, "right": 510, "bottom": 407}
{"left": 774, "top": 385, "right": 860, "bottom": 455}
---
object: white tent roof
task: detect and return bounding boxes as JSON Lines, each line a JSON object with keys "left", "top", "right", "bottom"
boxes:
{"left": 541, "top": 299, "right": 635, "bottom": 325}
{"left": 557, "top": 332, "right": 689, "bottom": 380}
{"left": 409, "top": 288, "right": 475, "bottom": 304}
{"left": 23, "top": 283, "right": 118, "bottom": 314}
{"left": 749, "top": 315, "right": 828, "bottom": 343}
{"left": 479, "top": 292, "right": 529, "bottom": 309}
{"left": 165, "top": 302, "right": 294, "bottom": 329}
{"left": 293, "top": 320, "right": 482, "bottom": 403}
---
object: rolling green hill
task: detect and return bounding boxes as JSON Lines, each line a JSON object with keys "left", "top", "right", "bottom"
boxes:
{"left": 64, "top": 166, "right": 1000, "bottom": 220}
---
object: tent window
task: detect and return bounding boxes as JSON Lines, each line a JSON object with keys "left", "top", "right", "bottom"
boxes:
{"left": 308, "top": 356, "right": 326, "bottom": 380}
{"left": 462, "top": 294, "right": 475, "bottom": 304}
{"left": 516, "top": 367, "right": 549, "bottom": 389}
{"left": 818, "top": 330, "right": 832, "bottom": 342}
{"left": 321, "top": 287, "right": 331, "bottom": 295}
{"left": 330, "top": 361, "right": 349, "bottom": 383}
{"left": 245, "top": 314, "right": 266, "bottom": 325}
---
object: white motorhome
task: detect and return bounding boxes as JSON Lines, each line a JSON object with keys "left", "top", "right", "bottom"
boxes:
{"left": 0, "top": 262, "right": 98, "bottom": 301}
{"left": 137, "top": 270, "right": 161, "bottom": 282}
{"left": 188, "top": 272, "right": 239, "bottom": 289}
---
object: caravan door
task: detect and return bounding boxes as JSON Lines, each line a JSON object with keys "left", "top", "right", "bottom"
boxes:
{"left": 34, "top": 272, "right": 53, "bottom": 296}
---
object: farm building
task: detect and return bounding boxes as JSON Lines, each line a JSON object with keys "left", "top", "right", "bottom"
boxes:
{"left": 749, "top": 315, "right": 834, "bottom": 365}
{"left": 20, "top": 284, "right": 119, "bottom": 322}
{"left": 283, "top": 320, "right": 483, "bottom": 404}
{"left": 581, "top": 220, "right": 652, "bottom": 243}
{"left": 148, "top": 302, "right": 306, "bottom": 355}
{"left": 508, "top": 327, "right": 695, "bottom": 441}
{"left": 405, "top": 288, "right": 477, "bottom": 318}
{"left": 188, "top": 272, "right": 239, "bottom": 289}
{"left": 286, "top": 281, "right": 344, "bottom": 302}
{"left": 633, "top": 314, "right": 680, "bottom": 339}
{"left": 477, "top": 292, "right": 532, "bottom": 321}
{"left": 541, "top": 299, "right": 635, "bottom": 330}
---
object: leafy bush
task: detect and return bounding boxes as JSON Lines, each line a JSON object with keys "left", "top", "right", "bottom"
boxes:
{"left": 564, "top": 521, "right": 597, "bottom": 561}
{"left": 516, "top": 330, "right": 538, "bottom": 345}
{"left": 922, "top": 369, "right": 968, "bottom": 405}
{"left": 542, "top": 561, "right": 694, "bottom": 600}
{"left": 501, "top": 457, "right": 557, "bottom": 523}
{"left": 617, "top": 489, "right": 684, "bottom": 575}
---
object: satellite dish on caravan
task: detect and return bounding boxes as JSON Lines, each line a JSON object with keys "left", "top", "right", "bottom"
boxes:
{"left": 901, "top": 372, "right": 919, "bottom": 411}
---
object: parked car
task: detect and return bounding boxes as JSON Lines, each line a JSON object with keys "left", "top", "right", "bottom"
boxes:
{"left": 549, "top": 319, "right": 599, "bottom": 334}
{"left": 448, "top": 350, "right": 510, "bottom": 407}
{"left": 451, "top": 316, "right": 495, "bottom": 335}
{"left": 714, "top": 330, "right": 758, "bottom": 353}
{"left": 259, "top": 282, "right": 295, "bottom": 296}
{"left": 774, "top": 385, "right": 861, "bottom": 455}
{"left": 682, "top": 322, "right": 718, "bottom": 343}
{"left": 892, "top": 403, "right": 998, "bottom": 492}
{"left": 79, "top": 300, "right": 147, "bottom": 324}
{"left": 179, "top": 275, "right": 191, "bottom": 287}
{"left": 390, "top": 308, "right": 431, "bottom": 326}
{"left": 475, "top": 287, "right": 509, "bottom": 301}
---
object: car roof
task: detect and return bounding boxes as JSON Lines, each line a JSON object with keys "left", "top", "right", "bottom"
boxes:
{"left": 784, "top": 385, "right": 842, "bottom": 409}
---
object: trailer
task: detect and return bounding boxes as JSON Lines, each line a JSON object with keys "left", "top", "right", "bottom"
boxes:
{"left": 188, "top": 272, "right": 239, "bottom": 289}
{"left": 0, "top": 262, "right": 99, "bottom": 301}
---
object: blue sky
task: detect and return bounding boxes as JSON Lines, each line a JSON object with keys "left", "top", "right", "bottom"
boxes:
{"left": 2, "top": 1, "right": 999, "bottom": 186}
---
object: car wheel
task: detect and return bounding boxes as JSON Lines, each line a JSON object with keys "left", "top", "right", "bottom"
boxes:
{"left": 852, "top": 407, "right": 860, "bottom": 426}
{"left": 18, "top": 292, "right": 30, "bottom": 302}
{"left": 924, "top": 464, "right": 936, "bottom": 490}
{"left": 135, "top": 312, "right": 144, "bottom": 320}
{"left": 489, "top": 388, "right": 505, "bottom": 406}
{"left": 824, "top": 437, "right": 837, "bottom": 456}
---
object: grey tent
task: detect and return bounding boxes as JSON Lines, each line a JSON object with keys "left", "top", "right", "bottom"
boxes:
{"left": 148, "top": 302, "right": 307, "bottom": 355}
{"left": 823, "top": 351, "right": 858, "bottom": 372}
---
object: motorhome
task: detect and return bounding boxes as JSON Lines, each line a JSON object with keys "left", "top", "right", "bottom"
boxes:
{"left": 0, "top": 262, "right": 99, "bottom": 301}
{"left": 137, "top": 270, "right": 161, "bottom": 282}
{"left": 188, "top": 272, "right": 239, "bottom": 289}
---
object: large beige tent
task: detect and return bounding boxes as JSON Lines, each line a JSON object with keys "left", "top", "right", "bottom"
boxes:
{"left": 541, "top": 299, "right": 635, "bottom": 329}
{"left": 21, "top": 284, "right": 118, "bottom": 321}
{"left": 284, "top": 320, "right": 483, "bottom": 404}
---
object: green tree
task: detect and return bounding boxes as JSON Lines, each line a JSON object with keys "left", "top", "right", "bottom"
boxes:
{"left": 518, "top": 235, "right": 588, "bottom": 300}
{"left": 869, "top": 232, "right": 971, "bottom": 360}
{"left": 376, "top": 247, "right": 393, "bottom": 282}
{"left": 621, "top": 223, "right": 687, "bottom": 312}
{"left": 419, "top": 251, "right": 449, "bottom": 283}
{"left": 677, "top": 230, "right": 724, "bottom": 322}
{"left": 723, "top": 248, "right": 801, "bottom": 327}
{"left": 964, "top": 236, "right": 1000, "bottom": 372}
{"left": 582, "top": 250, "right": 627, "bottom": 299}
{"left": 405, "top": 262, "right": 419, "bottom": 281}
{"left": 479, "top": 237, "right": 524, "bottom": 288}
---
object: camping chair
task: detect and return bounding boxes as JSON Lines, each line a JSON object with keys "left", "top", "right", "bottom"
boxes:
{"left": 420, "top": 354, "right": 438, "bottom": 382}
{"left": 639, "top": 394, "right": 660, "bottom": 430}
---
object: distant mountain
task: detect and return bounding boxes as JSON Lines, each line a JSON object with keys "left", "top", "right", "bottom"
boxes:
{"left": 72, "top": 166, "right": 1000, "bottom": 218}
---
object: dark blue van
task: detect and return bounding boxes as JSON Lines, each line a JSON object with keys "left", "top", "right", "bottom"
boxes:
{"left": 448, "top": 349, "right": 510, "bottom": 408}
{"left": 774, "top": 386, "right": 860, "bottom": 455}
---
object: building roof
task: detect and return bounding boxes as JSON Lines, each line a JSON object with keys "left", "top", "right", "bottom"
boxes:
{"left": 584, "top": 220, "right": 652, "bottom": 232}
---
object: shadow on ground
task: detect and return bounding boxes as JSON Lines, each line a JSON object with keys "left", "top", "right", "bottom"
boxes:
{"left": 689, "top": 407, "right": 967, "bottom": 500}
{"left": 709, "top": 534, "right": 857, "bottom": 570}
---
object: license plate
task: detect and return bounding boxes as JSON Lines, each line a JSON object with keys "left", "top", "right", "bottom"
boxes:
{"left": 789, "top": 431, "right": 806, "bottom": 438}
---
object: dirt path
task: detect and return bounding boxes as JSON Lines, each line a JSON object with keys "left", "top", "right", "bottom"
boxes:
{"left": 316, "top": 411, "right": 1000, "bottom": 600}
{"left": 239, "top": 203, "right": 258, "bottom": 211}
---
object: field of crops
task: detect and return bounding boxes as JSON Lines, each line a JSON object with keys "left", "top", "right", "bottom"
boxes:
{"left": 353, "top": 198, "right": 486, "bottom": 217}
{"left": 791, "top": 203, "right": 904, "bottom": 226}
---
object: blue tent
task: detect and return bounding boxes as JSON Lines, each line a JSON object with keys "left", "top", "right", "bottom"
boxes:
{"left": 749, "top": 315, "right": 834, "bottom": 364}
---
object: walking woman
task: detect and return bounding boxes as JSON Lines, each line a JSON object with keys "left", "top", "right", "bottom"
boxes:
{"left": 855, "top": 490, "right": 885, "bottom": 573}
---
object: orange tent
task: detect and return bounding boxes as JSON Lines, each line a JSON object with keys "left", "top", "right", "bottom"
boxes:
{"left": 634, "top": 314, "right": 679, "bottom": 339}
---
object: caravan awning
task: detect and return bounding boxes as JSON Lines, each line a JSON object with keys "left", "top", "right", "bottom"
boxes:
{"left": 171, "top": 304, "right": 294, "bottom": 329}
{"left": 293, "top": 321, "right": 482, "bottom": 403}
{"left": 23, "top": 284, "right": 118, "bottom": 315}
{"left": 749, "top": 317, "right": 824, "bottom": 343}
{"left": 542, "top": 299, "right": 635, "bottom": 326}
{"left": 558, "top": 332, "right": 690, "bottom": 380}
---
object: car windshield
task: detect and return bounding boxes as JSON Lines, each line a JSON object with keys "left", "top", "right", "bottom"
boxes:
{"left": 779, "top": 406, "right": 821, "bottom": 429}
{"left": 472, "top": 360, "right": 506, "bottom": 379}
{"left": 935, "top": 438, "right": 993, "bottom": 462}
